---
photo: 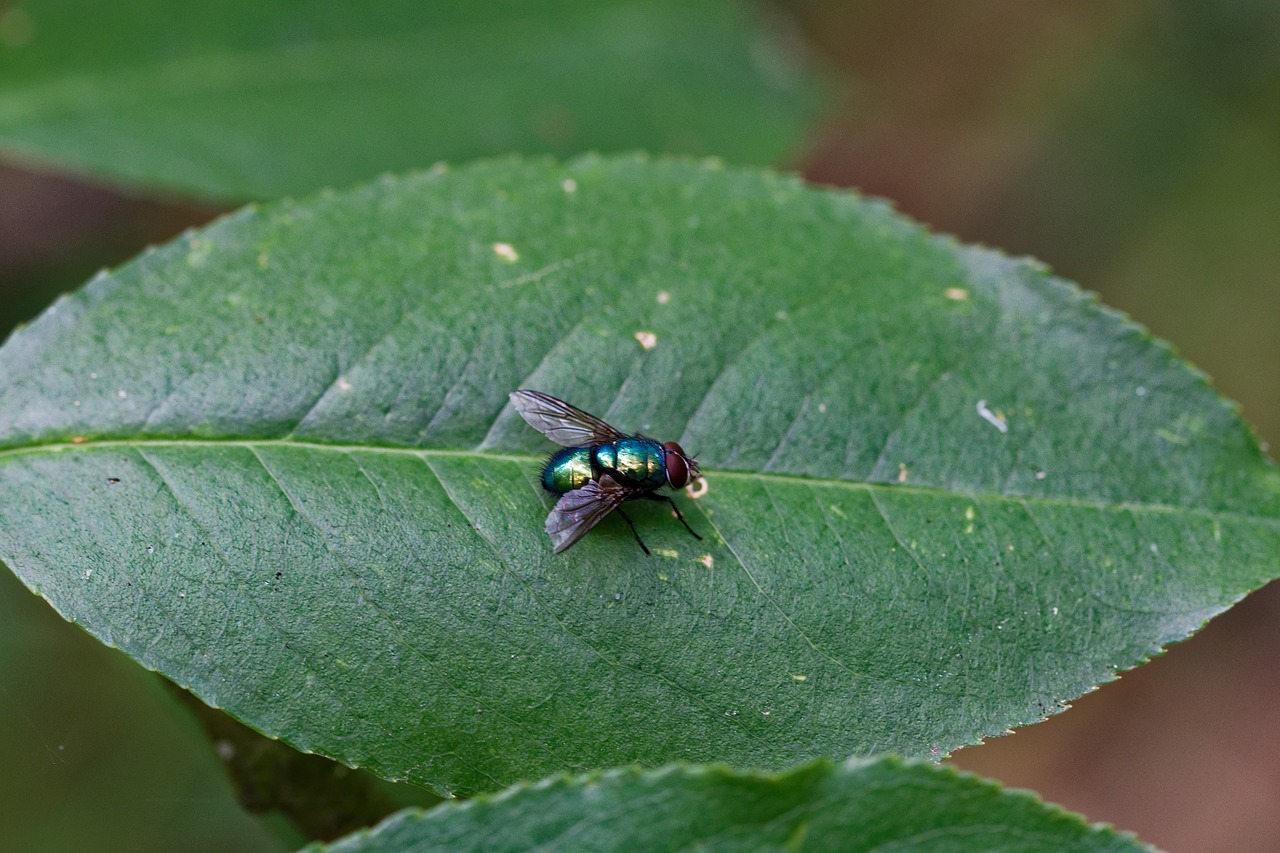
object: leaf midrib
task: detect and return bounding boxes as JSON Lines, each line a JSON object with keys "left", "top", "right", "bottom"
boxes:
{"left": 1, "top": 437, "right": 1273, "bottom": 527}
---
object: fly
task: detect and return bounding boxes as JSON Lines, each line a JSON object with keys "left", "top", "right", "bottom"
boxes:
{"left": 508, "top": 389, "right": 703, "bottom": 555}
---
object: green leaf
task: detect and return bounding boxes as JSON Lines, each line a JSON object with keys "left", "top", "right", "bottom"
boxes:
{"left": 0, "top": 156, "right": 1276, "bottom": 796}
{"left": 0, "top": 0, "right": 816, "bottom": 201}
{"left": 306, "top": 758, "right": 1153, "bottom": 853}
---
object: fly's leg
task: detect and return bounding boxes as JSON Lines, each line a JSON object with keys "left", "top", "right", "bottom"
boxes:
{"left": 615, "top": 507, "right": 651, "bottom": 556}
{"left": 640, "top": 494, "right": 703, "bottom": 542}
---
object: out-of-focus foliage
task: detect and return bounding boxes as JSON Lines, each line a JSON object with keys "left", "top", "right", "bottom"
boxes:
{"left": 0, "top": 0, "right": 817, "bottom": 200}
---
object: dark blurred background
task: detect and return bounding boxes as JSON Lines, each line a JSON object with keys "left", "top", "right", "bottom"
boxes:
{"left": 2, "top": 1, "right": 1278, "bottom": 851}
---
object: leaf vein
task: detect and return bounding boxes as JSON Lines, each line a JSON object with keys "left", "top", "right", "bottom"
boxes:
{"left": 418, "top": 453, "right": 775, "bottom": 753}
{"left": 868, "top": 342, "right": 979, "bottom": 481}
{"left": 285, "top": 303, "right": 415, "bottom": 440}
{"left": 341, "top": 449, "right": 564, "bottom": 759}
{"left": 137, "top": 447, "right": 438, "bottom": 773}
{"left": 0, "top": 439, "right": 1276, "bottom": 529}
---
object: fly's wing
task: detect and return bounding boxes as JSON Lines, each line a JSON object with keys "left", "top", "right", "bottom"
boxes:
{"left": 509, "top": 389, "right": 624, "bottom": 447}
{"left": 545, "top": 474, "right": 631, "bottom": 553}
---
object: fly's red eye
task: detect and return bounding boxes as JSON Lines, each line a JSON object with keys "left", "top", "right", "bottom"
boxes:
{"left": 663, "top": 441, "right": 690, "bottom": 489}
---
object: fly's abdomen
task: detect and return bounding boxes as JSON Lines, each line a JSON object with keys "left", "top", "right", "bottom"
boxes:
{"left": 595, "top": 437, "right": 665, "bottom": 490}
{"left": 542, "top": 447, "right": 594, "bottom": 494}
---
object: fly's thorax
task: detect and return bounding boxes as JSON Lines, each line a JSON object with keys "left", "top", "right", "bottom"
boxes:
{"left": 595, "top": 437, "right": 665, "bottom": 490}
{"left": 542, "top": 446, "right": 594, "bottom": 494}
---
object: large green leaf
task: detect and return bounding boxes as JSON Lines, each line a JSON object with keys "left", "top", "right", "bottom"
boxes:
{"left": 0, "top": 0, "right": 814, "bottom": 201}
{"left": 0, "top": 156, "right": 1276, "bottom": 796}
{"left": 308, "top": 758, "right": 1152, "bottom": 853}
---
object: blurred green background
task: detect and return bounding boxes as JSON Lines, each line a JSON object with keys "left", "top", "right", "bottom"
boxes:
{"left": 2, "top": 2, "right": 1277, "bottom": 851}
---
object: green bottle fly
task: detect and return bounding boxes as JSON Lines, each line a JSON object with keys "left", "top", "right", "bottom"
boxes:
{"left": 509, "top": 390, "right": 703, "bottom": 554}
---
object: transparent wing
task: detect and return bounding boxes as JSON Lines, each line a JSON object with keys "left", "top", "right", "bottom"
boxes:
{"left": 545, "top": 474, "right": 631, "bottom": 554}
{"left": 509, "top": 389, "right": 624, "bottom": 447}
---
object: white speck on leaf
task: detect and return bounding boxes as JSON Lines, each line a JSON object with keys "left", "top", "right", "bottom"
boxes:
{"left": 698, "top": 554, "right": 714, "bottom": 569}
{"left": 117, "top": 389, "right": 127, "bottom": 399}
{"left": 944, "top": 287, "right": 969, "bottom": 301}
{"left": 1035, "top": 471, "right": 1047, "bottom": 480}
{"left": 1136, "top": 386, "right": 1148, "bottom": 396}
{"left": 656, "top": 290, "right": 670, "bottom": 304}
{"left": 336, "top": 377, "right": 353, "bottom": 392}
{"left": 634, "top": 331, "right": 657, "bottom": 350}
{"left": 897, "top": 463, "right": 908, "bottom": 483}
{"left": 492, "top": 242, "right": 519, "bottom": 262}
{"left": 687, "top": 478, "right": 708, "bottom": 499}
{"left": 792, "top": 674, "right": 807, "bottom": 682}
{"left": 976, "top": 400, "right": 1008, "bottom": 433}
{"left": 186, "top": 238, "right": 212, "bottom": 268}
{"left": 561, "top": 178, "right": 577, "bottom": 193}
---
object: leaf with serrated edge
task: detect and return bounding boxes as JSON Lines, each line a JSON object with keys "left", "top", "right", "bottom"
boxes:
{"left": 306, "top": 758, "right": 1154, "bottom": 853}
{"left": 1, "top": 156, "right": 1277, "bottom": 795}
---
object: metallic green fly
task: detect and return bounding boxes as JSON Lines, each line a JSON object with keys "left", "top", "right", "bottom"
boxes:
{"left": 509, "top": 390, "right": 703, "bottom": 555}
